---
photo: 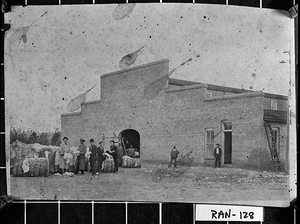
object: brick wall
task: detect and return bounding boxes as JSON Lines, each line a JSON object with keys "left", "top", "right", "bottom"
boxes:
{"left": 203, "top": 92, "right": 265, "bottom": 169}
{"left": 61, "top": 60, "right": 288, "bottom": 171}
{"left": 100, "top": 59, "right": 169, "bottom": 104}
{"left": 61, "top": 112, "right": 83, "bottom": 148}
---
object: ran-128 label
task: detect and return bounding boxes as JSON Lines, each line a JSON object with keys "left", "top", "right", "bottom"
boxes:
{"left": 195, "top": 204, "right": 264, "bottom": 222}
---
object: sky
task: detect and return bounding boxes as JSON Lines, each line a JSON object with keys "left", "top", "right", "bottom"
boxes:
{"left": 5, "top": 3, "right": 295, "bottom": 132}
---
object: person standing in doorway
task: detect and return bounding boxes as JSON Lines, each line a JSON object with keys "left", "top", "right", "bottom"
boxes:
{"left": 126, "top": 145, "right": 135, "bottom": 158}
{"left": 89, "top": 139, "right": 98, "bottom": 175}
{"left": 134, "top": 148, "right": 140, "bottom": 158}
{"left": 75, "top": 138, "right": 87, "bottom": 174}
{"left": 213, "top": 143, "right": 222, "bottom": 168}
{"left": 168, "top": 146, "right": 179, "bottom": 168}
{"left": 108, "top": 140, "right": 118, "bottom": 172}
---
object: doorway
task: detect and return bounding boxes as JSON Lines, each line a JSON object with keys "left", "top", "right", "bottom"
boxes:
{"left": 119, "top": 129, "right": 140, "bottom": 157}
{"left": 223, "top": 122, "right": 232, "bottom": 164}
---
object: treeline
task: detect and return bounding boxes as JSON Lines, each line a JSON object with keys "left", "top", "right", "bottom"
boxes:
{"left": 10, "top": 128, "right": 61, "bottom": 146}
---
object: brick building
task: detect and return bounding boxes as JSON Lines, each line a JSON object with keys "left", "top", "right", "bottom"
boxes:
{"left": 61, "top": 59, "right": 288, "bottom": 172}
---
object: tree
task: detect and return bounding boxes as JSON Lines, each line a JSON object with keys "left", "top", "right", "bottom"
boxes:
{"left": 10, "top": 128, "right": 18, "bottom": 143}
{"left": 17, "top": 129, "right": 30, "bottom": 144}
{"left": 51, "top": 131, "right": 61, "bottom": 146}
{"left": 37, "top": 132, "right": 50, "bottom": 145}
{"left": 29, "top": 131, "right": 38, "bottom": 144}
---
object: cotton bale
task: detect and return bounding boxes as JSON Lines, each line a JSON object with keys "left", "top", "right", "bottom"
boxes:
{"left": 44, "top": 158, "right": 49, "bottom": 177}
{"left": 11, "top": 141, "right": 37, "bottom": 160}
{"left": 18, "top": 158, "right": 49, "bottom": 177}
{"left": 133, "top": 158, "right": 141, "bottom": 168}
{"left": 102, "top": 159, "right": 115, "bottom": 173}
{"left": 11, "top": 160, "right": 22, "bottom": 177}
{"left": 122, "top": 155, "right": 131, "bottom": 167}
{"left": 10, "top": 149, "right": 17, "bottom": 160}
{"left": 47, "top": 151, "right": 56, "bottom": 173}
{"left": 122, "top": 156, "right": 141, "bottom": 168}
{"left": 16, "top": 162, "right": 23, "bottom": 177}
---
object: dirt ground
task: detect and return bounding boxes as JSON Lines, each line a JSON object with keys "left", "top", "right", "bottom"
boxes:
{"left": 10, "top": 162, "right": 290, "bottom": 207}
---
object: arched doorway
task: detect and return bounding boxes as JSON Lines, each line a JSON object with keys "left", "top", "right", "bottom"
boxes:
{"left": 119, "top": 129, "right": 140, "bottom": 157}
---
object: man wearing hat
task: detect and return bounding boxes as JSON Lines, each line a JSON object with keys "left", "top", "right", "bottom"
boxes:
{"left": 97, "top": 141, "right": 105, "bottom": 172}
{"left": 75, "top": 138, "right": 87, "bottom": 174}
{"left": 213, "top": 143, "right": 222, "bottom": 168}
{"left": 108, "top": 140, "right": 118, "bottom": 172}
{"left": 58, "top": 137, "right": 70, "bottom": 174}
{"left": 89, "top": 139, "right": 98, "bottom": 175}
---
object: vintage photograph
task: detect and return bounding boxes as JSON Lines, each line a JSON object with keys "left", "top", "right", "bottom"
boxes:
{"left": 5, "top": 3, "right": 296, "bottom": 206}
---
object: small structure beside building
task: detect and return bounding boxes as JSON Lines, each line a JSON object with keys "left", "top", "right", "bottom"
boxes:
{"left": 61, "top": 59, "right": 288, "bottom": 172}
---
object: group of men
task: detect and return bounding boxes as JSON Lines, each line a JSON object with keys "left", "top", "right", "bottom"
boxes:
{"left": 55, "top": 137, "right": 140, "bottom": 176}
{"left": 56, "top": 136, "right": 222, "bottom": 175}
{"left": 55, "top": 137, "right": 114, "bottom": 175}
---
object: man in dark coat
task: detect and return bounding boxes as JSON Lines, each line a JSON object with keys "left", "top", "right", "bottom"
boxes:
{"left": 75, "top": 138, "right": 87, "bottom": 174}
{"left": 213, "top": 143, "right": 222, "bottom": 168}
{"left": 117, "top": 143, "right": 123, "bottom": 166}
{"left": 108, "top": 140, "right": 118, "bottom": 172}
{"left": 97, "top": 141, "right": 105, "bottom": 172}
{"left": 168, "top": 146, "right": 179, "bottom": 168}
{"left": 89, "top": 139, "right": 98, "bottom": 175}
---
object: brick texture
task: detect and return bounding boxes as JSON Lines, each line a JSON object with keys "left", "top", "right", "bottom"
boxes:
{"left": 61, "top": 60, "right": 288, "bottom": 171}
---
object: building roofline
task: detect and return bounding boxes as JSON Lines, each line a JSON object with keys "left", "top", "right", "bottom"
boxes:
{"left": 61, "top": 112, "right": 81, "bottom": 117}
{"left": 100, "top": 59, "right": 170, "bottom": 79}
{"left": 204, "top": 91, "right": 265, "bottom": 102}
{"left": 82, "top": 100, "right": 101, "bottom": 105}
{"left": 264, "top": 93, "right": 288, "bottom": 100}
{"left": 168, "top": 78, "right": 199, "bottom": 86}
{"left": 169, "top": 78, "right": 288, "bottom": 100}
{"left": 166, "top": 84, "right": 208, "bottom": 93}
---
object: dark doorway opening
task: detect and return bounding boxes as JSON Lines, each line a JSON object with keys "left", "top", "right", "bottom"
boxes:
{"left": 224, "top": 132, "right": 232, "bottom": 164}
{"left": 119, "top": 129, "right": 140, "bottom": 157}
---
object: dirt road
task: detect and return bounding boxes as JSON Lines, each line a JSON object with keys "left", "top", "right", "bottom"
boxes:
{"left": 10, "top": 162, "right": 290, "bottom": 207}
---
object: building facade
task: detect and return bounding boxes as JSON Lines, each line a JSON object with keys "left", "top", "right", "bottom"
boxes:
{"left": 61, "top": 59, "right": 288, "bottom": 172}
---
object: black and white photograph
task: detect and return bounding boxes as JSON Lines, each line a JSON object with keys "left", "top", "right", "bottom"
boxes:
{"left": 4, "top": 3, "right": 297, "bottom": 207}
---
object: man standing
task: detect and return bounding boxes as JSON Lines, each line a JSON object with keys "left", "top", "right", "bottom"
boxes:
{"left": 59, "top": 136, "right": 69, "bottom": 174}
{"left": 61, "top": 137, "right": 74, "bottom": 174}
{"left": 108, "top": 140, "right": 118, "bottom": 172}
{"left": 54, "top": 149, "right": 61, "bottom": 175}
{"left": 89, "top": 139, "right": 98, "bottom": 175}
{"left": 97, "top": 141, "right": 105, "bottom": 173}
{"left": 76, "top": 138, "right": 87, "bottom": 174}
{"left": 117, "top": 142, "right": 123, "bottom": 166}
{"left": 168, "top": 146, "right": 179, "bottom": 168}
{"left": 126, "top": 145, "right": 135, "bottom": 158}
{"left": 213, "top": 143, "right": 222, "bottom": 168}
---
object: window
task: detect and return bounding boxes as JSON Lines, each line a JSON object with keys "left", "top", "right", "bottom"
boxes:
{"left": 205, "top": 129, "right": 214, "bottom": 157}
{"left": 223, "top": 122, "right": 232, "bottom": 131}
{"left": 270, "top": 128, "right": 280, "bottom": 160}
{"left": 206, "top": 92, "right": 213, "bottom": 98}
{"left": 271, "top": 100, "right": 277, "bottom": 110}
